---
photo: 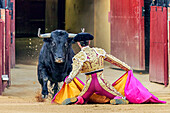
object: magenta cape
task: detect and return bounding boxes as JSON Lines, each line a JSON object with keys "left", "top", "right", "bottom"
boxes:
{"left": 52, "top": 70, "right": 166, "bottom": 104}
{"left": 119, "top": 70, "right": 166, "bottom": 103}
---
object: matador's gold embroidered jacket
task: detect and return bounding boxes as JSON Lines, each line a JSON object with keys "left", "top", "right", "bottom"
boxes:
{"left": 68, "top": 46, "right": 131, "bottom": 79}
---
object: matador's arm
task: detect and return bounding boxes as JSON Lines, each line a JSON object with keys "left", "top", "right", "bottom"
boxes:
{"left": 67, "top": 58, "right": 83, "bottom": 79}
{"left": 66, "top": 51, "right": 86, "bottom": 84}
{"left": 104, "top": 54, "right": 131, "bottom": 71}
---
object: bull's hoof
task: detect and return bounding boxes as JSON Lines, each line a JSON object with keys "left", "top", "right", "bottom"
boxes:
{"left": 42, "top": 94, "right": 48, "bottom": 99}
{"left": 62, "top": 97, "right": 78, "bottom": 105}
{"left": 110, "top": 99, "right": 129, "bottom": 105}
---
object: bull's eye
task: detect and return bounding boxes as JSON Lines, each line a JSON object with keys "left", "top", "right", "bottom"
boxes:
{"left": 52, "top": 42, "right": 56, "bottom": 46}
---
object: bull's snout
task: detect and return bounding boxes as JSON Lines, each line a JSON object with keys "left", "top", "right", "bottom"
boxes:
{"left": 55, "top": 58, "right": 64, "bottom": 63}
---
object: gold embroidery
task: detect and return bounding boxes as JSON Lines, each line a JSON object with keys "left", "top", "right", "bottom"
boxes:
{"left": 68, "top": 51, "right": 87, "bottom": 79}
{"left": 73, "top": 51, "right": 87, "bottom": 62}
{"left": 93, "top": 47, "right": 106, "bottom": 57}
{"left": 80, "top": 47, "right": 105, "bottom": 73}
{"left": 69, "top": 59, "right": 82, "bottom": 79}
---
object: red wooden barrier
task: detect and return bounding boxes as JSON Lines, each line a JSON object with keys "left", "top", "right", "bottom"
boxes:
{"left": 0, "top": 0, "right": 15, "bottom": 94}
{"left": 168, "top": 7, "right": 170, "bottom": 80}
{"left": 0, "top": 8, "right": 12, "bottom": 94}
{"left": 110, "top": 0, "right": 145, "bottom": 70}
{"left": 0, "top": 9, "right": 6, "bottom": 94}
{"left": 5, "top": 9, "right": 11, "bottom": 86}
{"left": 0, "top": 9, "right": 5, "bottom": 77}
{"left": 149, "top": 6, "right": 168, "bottom": 86}
{"left": 0, "top": 17, "right": 3, "bottom": 95}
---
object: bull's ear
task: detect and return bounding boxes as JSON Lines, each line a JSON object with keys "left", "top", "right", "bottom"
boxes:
{"left": 43, "top": 38, "right": 52, "bottom": 42}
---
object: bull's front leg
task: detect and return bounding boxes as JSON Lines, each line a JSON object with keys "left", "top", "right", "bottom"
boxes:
{"left": 38, "top": 64, "right": 49, "bottom": 99}
{"left": 41, "top": 75, "right": 48, "bottom": 99}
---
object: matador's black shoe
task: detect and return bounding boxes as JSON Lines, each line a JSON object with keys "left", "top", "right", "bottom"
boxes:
{"left": 110, "top": 99, "right": 129, "bottom": 105}
{"left": 62, "top": 97, "right": 78, "bottom": 105}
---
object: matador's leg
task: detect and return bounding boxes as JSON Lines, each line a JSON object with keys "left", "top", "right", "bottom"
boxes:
{"left": 95, "top": 72, "right": 123, "bottom": 99}
{"left": 76, "top": 75, "right": 95, "bottom": 104}
{"left": 95, "top": 72, "right": 129, "bottom": 104}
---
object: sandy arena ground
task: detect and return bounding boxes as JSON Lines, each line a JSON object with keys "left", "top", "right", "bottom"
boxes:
{"left": 0, "top": 64, "right": 170, "bottom": 113}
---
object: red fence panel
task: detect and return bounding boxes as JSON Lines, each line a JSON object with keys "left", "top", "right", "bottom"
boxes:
{"left": 0, "top": 9, "right": 5, "bottom": 78}
{"left": 168, "top": 7, "right": 170, "bottom": 82}
{"left": 110, "top": 0, "right": 145, "bottom": 70}
{"left": 0, "top": 8, "right": 12, "bottom": 94}
{"left": 5, "top": 9, "right": 11, "bottom": 86}
{"left": 149, "top": 6, "right": 168, "bottom": 86}
{"left": 0, "top": 18, "right": 3, "bottom": 95}
{"left": 0, "top": 9, "right": 6, "bottom": 94}
{"left": 0, "top": 0, "right": 15, "bottom": 94}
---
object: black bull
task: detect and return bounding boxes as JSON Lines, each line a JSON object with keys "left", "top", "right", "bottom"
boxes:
{"left": 38, "top": 30, "right": 74, "bottom": 98}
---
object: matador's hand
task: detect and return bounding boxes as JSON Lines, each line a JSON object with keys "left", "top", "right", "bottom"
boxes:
{"left": 65, "top": 77, "right": 73, "bottom": 84}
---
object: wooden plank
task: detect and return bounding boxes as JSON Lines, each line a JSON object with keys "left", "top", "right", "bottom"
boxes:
{"left": 168, "top": 7, "right": 170, "bottom": 79}
{"left": 149, "top": 6, "right": 168, "bottom": 86}
{"left": 0, "top": 9, "right": 5, "bottom": 77}
{"left": 163, "top": 7, "right": 168, "bottom": 86}
{"left": 0, "top": 18, "right": 3, "bottom": 95}
{"left": 110, "top": 0, "right": 145, "bottom": 70}
{"left": 150, "top": 43, "right": 165, "bottom": 83}
{"left": 45, "top": 0, "right": 58, "bottom": 32}
{"left": 94, "top": 0, "right": 96, "bottom": 46}
{"left": 0, "top": 9, "right": 6, "bottom": 93}
{"left": 5, "top": 9, "right": 11, "bottom": 87}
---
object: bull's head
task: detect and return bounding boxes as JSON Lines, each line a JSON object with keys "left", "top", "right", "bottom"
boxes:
{"left": 38, "top": 28, "right": 76, "bottom": 38}
{"left": 38, "top": 28, "right": 77, "bottom": 63}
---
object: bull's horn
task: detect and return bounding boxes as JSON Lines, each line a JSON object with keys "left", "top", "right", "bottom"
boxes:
{"left": 68, "top": 33, "right": 77, "bottom": 38}
{"left": 38, "top": 28, "right": 51, "bottom": 38}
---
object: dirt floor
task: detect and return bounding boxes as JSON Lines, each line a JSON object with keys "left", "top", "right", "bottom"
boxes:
{"left": 0, "top": 64, "right": 170, "bottom": 113}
